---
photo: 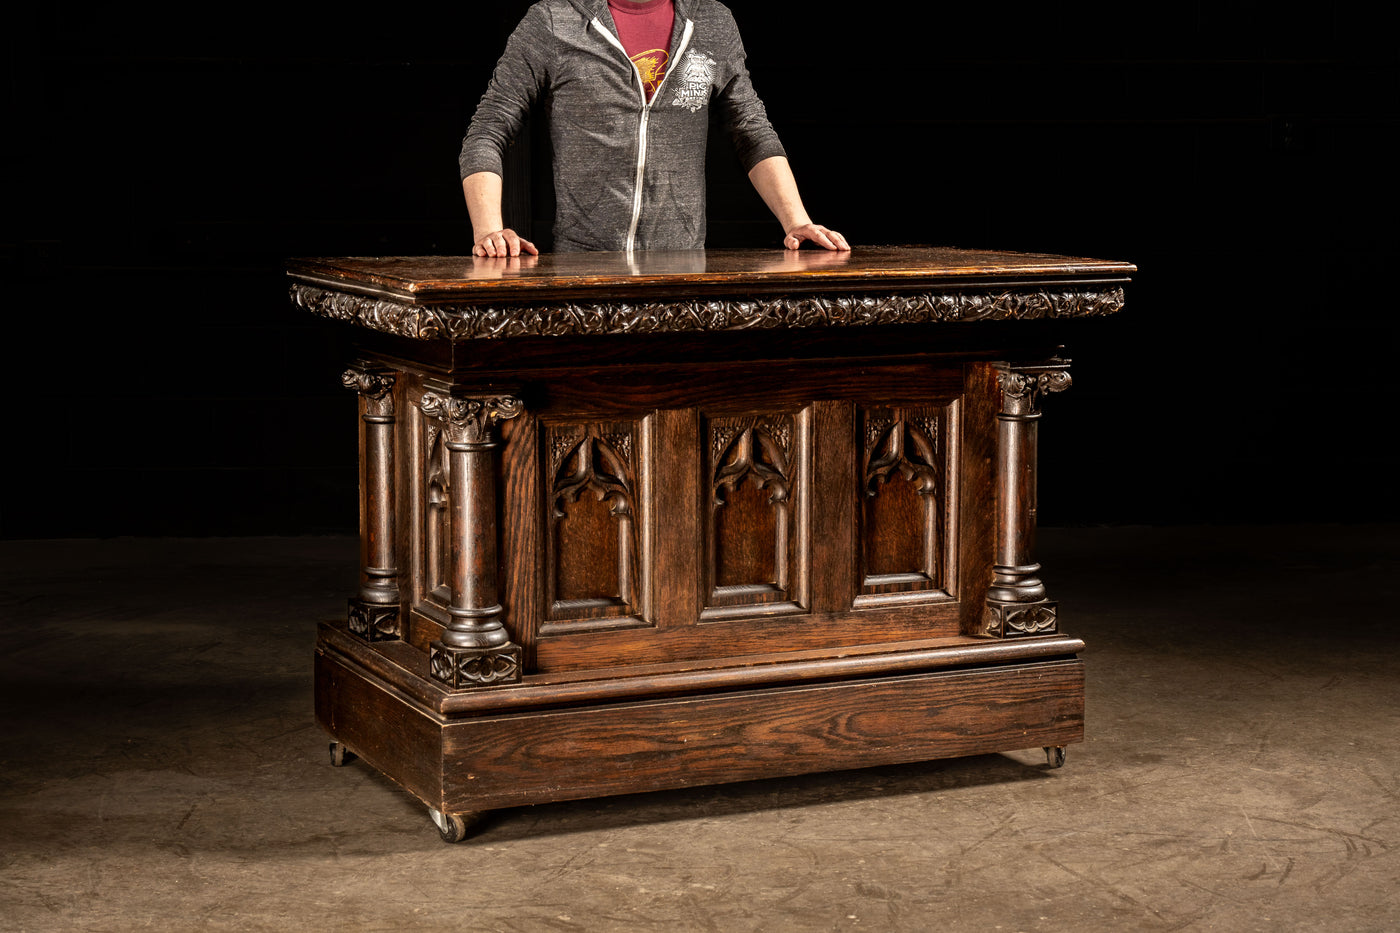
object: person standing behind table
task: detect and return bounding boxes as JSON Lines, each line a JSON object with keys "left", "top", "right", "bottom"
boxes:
{"left": 459, "top": 0, "right": 850, "bottom": 257}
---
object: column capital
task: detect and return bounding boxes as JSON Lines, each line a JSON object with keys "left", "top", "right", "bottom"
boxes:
{"left": 420, "top": 392, "right": 524, "bottom": 447}
{"left": 997, "top": 360, "right": 1072, "bottom": 420}
{"left": 342, "top": 363, "right": 396, "bottom": 418}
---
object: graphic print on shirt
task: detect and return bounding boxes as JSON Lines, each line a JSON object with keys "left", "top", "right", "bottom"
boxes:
{"left": 671, "top": 49, "right": 717, "bottom": 113}
{"left": 631, "top": 48, "right": 669, "bottom": 98}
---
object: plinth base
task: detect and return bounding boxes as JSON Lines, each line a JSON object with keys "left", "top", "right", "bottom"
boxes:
{"left": 314, "top": 620, "right": 1084, "bottom": 818}
{"left": 347, "top": 599, "right": 400, "bottom": 642}
{"left": 428, "top": 641, "right": 523, "bottom": 687}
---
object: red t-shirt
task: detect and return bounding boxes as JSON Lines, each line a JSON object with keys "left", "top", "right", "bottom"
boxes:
{"left": 608, "top": 0, "right": 675, "bottom": 100}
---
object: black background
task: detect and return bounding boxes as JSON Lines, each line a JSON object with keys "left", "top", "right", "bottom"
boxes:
{"left": 6, "top": 2, "right": 1397, "bottom": 538}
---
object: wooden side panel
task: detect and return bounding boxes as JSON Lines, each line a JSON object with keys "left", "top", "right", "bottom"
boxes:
{"left": 401, "top": 369, "right": 456, "bottom": 652}
{"left": 959, "top": 362, "right": 1000, "bottom": 635}
{"left": 441, "top": 659, "right": 1084, "bottom": 810}
{"left": 314, "top": 649, "right": 444, "bottom": 808}
{"left": 500, "top": 411, "right": 543, "bottom": 663}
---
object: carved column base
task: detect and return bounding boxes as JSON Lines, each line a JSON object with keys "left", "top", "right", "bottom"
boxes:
{"left": 348, "top": 599, "right": 401, "bottom": 642}
{"left": 430, "top": 641, "right": 523, "bottom": 688}
{"left": 982, "top": 599, "right": 1058, "bottom": 638}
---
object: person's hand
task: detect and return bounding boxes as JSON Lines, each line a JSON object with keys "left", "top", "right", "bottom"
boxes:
{"left": 470, "top": 253, "right": 537, "bottom": 277}
{"left": 473, "top": 229, "right": 538, "bottom": 257}
{"left": 783, "top": 223, "right": 850, "bottom": 251}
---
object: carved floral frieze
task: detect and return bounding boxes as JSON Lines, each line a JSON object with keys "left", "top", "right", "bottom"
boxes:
{"left": 292, "top": 284, "right": 1126, "bottom": 342}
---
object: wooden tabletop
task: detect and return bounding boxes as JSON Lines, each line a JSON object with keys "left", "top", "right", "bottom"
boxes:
{"left": 288, "top": 247, "right": 1135, "bottom": 341}
{"left": 287, "top": 247, "right": 1136, "bottom": 304}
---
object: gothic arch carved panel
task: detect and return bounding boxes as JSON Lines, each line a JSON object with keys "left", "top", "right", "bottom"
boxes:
{"left": 702, "top": 410, "right": 808, "bottom": 619}
{"left": 858, "top": 405, "right": 952, "bottom": 602}
{"left": 542, "top": 421, "right": 647, "bottom": 635}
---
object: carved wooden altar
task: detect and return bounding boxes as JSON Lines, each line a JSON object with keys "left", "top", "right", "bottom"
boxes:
{"left": 288, "top": 247, "right": 1133, "bottom": 842}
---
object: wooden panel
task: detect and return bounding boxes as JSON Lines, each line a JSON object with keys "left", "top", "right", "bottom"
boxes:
{"left": 500, "top": 411, "right": 543, "bottom": 663}
{"left": 502, "top": 361, "right": 966, "bottom": 418}
{"left": 422, "top": 428, "right": 450, "bottom": 598}
{"left": 858, "top": 404, "right": 951, "bottom": 602}
{"left": 539, "top": 419, "right": 645, "bottom": 635}
{"left": 714, "top": 480, "right": 778, "bottom": 588}
{"left": 531, "top": 603, "right": 966, "bottom": 671}
{"left": 440, "top": 659, "right": 1084, "bottom": 811}
{"left": 957, "top": 362, "right": 1000, "bottom": 635}
{"left": 702, "top": 408, "right": 807, "bottom": 617}
{"left": 649, "top": 408, "right": 701, "bottom": 631}
{"left": 529, "top": 373, "right": 979, "bottom": 672}
{"left": 314, "top": 650, "right": 443, "bottom": 808}
{"left": 556, "top": 495, "right": 620, "bottom": 599}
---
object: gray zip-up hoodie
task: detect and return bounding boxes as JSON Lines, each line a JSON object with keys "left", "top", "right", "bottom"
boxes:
{"left": 458, "top": 0, "right": 787, "bottom": 252}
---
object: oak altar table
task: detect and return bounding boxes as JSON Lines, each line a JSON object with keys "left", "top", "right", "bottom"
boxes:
{"left": 288, "top": 246, "right": 1134, "bottom": 842}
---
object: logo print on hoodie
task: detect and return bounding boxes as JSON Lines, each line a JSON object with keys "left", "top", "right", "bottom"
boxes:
{"left": 631, "top": 49, "right": 669, "bottom": 99}
{"left": 671, "top": 50, "right": 716, "bottom": 112}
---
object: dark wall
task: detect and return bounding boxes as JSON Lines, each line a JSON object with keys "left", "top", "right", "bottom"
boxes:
{"left": 6, "top": 3, "right": 1397, "bottom": 537}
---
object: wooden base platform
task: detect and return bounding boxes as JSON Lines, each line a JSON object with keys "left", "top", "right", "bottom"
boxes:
{"left": 316, "top": 621, "right": 1084, "bottom": 816}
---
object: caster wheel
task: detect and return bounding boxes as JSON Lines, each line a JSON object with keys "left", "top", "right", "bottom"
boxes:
{"left": 329, "top": 741, "right": 356, "bottom": 767}
{"left": 429, "top": 807, "right": 483, "bottom": 844}
{"left": 1044, "top": 745, "right": 1067, "bottom": 769}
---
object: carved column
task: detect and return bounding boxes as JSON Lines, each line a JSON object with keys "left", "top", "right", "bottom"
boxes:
{"left": 342, "top": 363, "right": 401, "bottom": 641}
{"left": 984, "top": 359, "right": 1071, "bottom": 637}
{"left": 421, "top": 390, "right": 525, "bottom": 687}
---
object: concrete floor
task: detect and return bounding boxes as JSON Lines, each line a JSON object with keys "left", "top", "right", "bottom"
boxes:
{"left": 1, "top": 525, "right": 1397, "bottom": 932}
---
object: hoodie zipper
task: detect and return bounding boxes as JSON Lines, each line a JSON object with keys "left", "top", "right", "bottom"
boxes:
{"left": 591, "top": 16, "right": 694, "bottom": 252}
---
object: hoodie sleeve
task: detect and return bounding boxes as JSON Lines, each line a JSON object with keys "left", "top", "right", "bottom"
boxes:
{"left": 710, "top": 8, "right": 787, "bottom": 172}
{"left": 458, "top": 4, "right": 555, "bottom": 180}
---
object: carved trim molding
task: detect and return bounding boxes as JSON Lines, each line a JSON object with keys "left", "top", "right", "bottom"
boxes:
{"left": 292, "top": 284, "right": 1126, "bottom": 342}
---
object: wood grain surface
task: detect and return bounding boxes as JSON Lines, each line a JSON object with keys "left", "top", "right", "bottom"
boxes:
{"left": 439, "top": 660, "right": 1085, "bottom": 810}
{"left": 288, "top": 247, "right": 1136, "bottom": 303}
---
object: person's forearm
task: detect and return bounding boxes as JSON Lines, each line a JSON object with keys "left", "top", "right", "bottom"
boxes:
{"left": 463, "top": 171, "right": 537, "bottom": 257}
{"left": 747, "top": 156, "right": 812, "bottom": 232}
{"left": 462, "top": 171, "right": 506, "bottom": 241}
{"left": 747, "top": 156, "right": 850, "bottom": 251}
